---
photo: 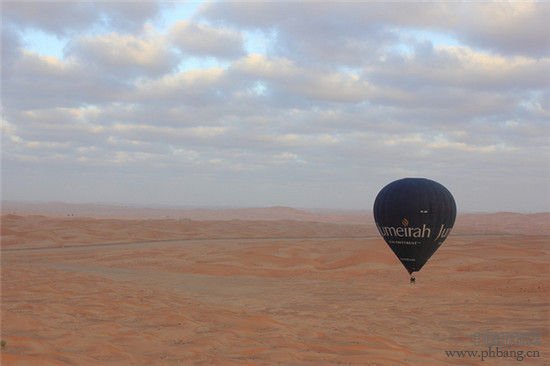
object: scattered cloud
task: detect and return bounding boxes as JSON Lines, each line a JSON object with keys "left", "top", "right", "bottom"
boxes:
{"left": 170, "top": 20, "right": 245, "bottom": 59}
{"left": 66, "top": 31, "right": 179, "bottom": 78}
{"left": 2, "top": 1, "right": 548, "bottom": 211}
{"left": 2, "top": 2, "right": 165, "bottom": 36}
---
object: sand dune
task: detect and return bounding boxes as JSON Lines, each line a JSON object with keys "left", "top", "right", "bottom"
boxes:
{"left": 1, "top": 201, "right": 372, "bottom": 223}
{"left": 0, "top": 214, "right": 375, "bottom": 250}
{"left": 1, "top": 209, "right": 548, "bottom": 365}
{"left": 2, "top": 206, "right": 549, "bottom": 250}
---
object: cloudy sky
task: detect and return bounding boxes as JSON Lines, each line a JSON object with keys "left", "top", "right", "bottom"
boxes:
{"left": 2, "top": 1, "right": 549, "bottom": 212}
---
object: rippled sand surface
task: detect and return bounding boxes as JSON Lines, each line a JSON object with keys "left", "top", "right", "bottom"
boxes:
{"left": 1, "top": 213, "right": 548, "bottom": 365}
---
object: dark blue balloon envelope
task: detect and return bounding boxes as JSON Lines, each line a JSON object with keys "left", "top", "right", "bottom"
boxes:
{"left": 373, "top": 178, "right": 457, "bottom": 275}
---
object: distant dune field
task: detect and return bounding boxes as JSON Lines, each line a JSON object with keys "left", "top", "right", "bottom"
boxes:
{"left": 1, "top": 207, "right": 548, "bottom": 365}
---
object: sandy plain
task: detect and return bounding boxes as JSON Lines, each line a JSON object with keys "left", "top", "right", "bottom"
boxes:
{"left": 1, "top": 206, "right": 548, "bottom": 365}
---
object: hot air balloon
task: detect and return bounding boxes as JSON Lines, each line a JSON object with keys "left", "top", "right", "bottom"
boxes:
{"left": 373, "top": 178, "right": 456, "bottom": 282}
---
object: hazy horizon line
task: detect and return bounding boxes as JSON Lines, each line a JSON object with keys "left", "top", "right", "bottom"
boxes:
{"left": 2, "top": 199, "right": 548, "bottom": 215}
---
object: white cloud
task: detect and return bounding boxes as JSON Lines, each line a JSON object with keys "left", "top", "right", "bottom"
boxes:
{"left": 133, "top": 67, "right": 227, "bottom": 103}
{"left": 66, "top": 31, "right": 179, "bottom": 77}
{"left": 272, "top": 152, "right": 307, "bottom": 165}
{"left": 261, "top": 133, "right": 341, "bottom": 148}
{"left": 199, "top": 2, "right": 550, "bottom": 58}
{"left": 234, "top": 54, "right": 371, "bottom": 102}
{"left": 370, "top": 45, "right": 550, "bottom": 92}
{"left": 427, "top": 138, "right": 518, "bottom": 153}
{"left": 234, "top": 54, "right": 297, "bottom": 78}
{"left": 111, "top": 123, "right": 228, "bottom": 140}
{"left": 2, "top": 2, "right": 165, "bottom": 36}
{"left": 383, "top": 134, "right": 424, "bottom": 146}
{"left": 170, "top": 20, "right": 245, "bottom": 59}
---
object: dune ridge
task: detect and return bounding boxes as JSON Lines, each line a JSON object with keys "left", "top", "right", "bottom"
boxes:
{"left": 2, "top": 206, "right": 548, "bottom": 250}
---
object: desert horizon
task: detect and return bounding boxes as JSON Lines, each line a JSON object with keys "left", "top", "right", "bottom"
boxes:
{"left": 4, "top": 200, "right": 549, "bottom": 216}
{"left": 2, "top": 203, "right": 548, "bottom": 365}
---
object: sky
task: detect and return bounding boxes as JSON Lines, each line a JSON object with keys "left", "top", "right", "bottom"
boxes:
{"left": 1, "top": 1, "right": 549, "bottom": 212}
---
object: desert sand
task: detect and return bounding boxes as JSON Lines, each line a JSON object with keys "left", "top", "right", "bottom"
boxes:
{"left": 1, "top": 206, "right": 548, "bottom": 365}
